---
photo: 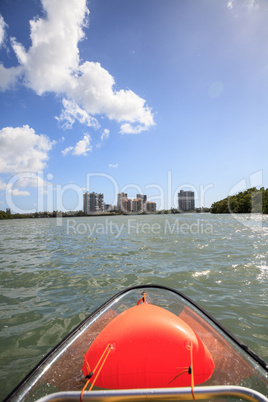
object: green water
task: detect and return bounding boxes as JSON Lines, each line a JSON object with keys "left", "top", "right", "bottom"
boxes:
{"left": 0, "top": 213, "right": 267, "bottom": 399}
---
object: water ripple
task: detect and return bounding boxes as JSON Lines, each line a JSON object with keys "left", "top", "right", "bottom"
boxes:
{"left": 0, "top": 214, "right": 267, "bottom": 399}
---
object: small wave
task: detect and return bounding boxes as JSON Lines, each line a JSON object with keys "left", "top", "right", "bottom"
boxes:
{"left": 196, "top": 243, "right": 209, "bottom": 249}
{"left": 256, "top": 263, "right": 268, "bottom": 281}
{"left": 193, "top": 270, "right": 210, "bottom": 277}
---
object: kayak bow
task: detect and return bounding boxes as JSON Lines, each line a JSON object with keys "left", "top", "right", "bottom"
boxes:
{"left": 4, "top": 285, "right": 268, "bottom": 402}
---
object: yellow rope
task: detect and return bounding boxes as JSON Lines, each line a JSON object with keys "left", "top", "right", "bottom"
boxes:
{"left": 80, "top": 344, "right": 111, "bottom": 402}
{"left": 81, "top": 338, "right": 195, "bottom": 401}
{"left": 190, "top": 342, "right": 195, "bottom": 400}
{"left": 88, "top": 344, "right": 111, "bottom": 391}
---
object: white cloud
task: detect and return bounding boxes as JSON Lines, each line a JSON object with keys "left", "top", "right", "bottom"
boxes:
{"left": 0, "top": 14, "right": 7, "bottom": 48}
{"left": 244, "top": 0, "right": 257, "bottom": 9}
{"left": 6, "top": 187, "right": 30, "bottom": 197}
{"left": 1, "top": 0, "right": 155, "bottom": 134}
{"left": 73, "top": 134, "right": 92, "bottom": 155}
{"left": 11, "top": 0, "right": 88, "bottom": 95}
{"left": 0, "top": 64, "right": 22, "bottom": 91}
{"left": 0, "top": 172, "right": 48, "bottom": 200}
{"left": 108, "top": 163, "right": 118, "bottom": 168}
{"left": 96, "top": 128, "right": 110, "bottom": 148}
{"left": 0, "top": 125, "right": 54, "bottom": 173}
{"left": 70, "top": 62, "right": 155, "bottom": 133}
{"left": 101, "top": 129, "right": 110, "bottom": 142}
{"left": 56, "top": 98, "right": 100, "bottom": 130}
{"left": 120, "top": 122, "right": 151, "bottom": 135}
{"left": 62, "top": 134, "right": 92, "bottom": 156}
{"left": 13, "top": 173, "right": 48, "bottom": 189}
{"left": 62, "top": 146, "right": 73, "bottom": 156}
{"left": 227, "top": 0, "right": 258, "bottom": 10}
{"left": 0, "top": 178, "right": 7, "bottom": 190}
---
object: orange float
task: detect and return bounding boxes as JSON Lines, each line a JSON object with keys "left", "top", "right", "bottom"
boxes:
{"left": 82, "top": 303, "right": 214, "bottom": 389}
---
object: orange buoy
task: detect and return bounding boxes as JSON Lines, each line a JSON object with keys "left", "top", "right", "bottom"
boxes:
{"left": 82, "top": 304, "right": 214, "bottom": 389}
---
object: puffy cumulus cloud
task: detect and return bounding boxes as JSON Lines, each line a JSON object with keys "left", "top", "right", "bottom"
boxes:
{"left": 0, "top": 14, "right": 7, "bottom": 47}
{"left": 62, "top": 134, "right": 92, "bottom": 156}
{"left": 71, "top": 62, "right": 155, "bottom": 134}
{"left": 0, "top": 125, "right": 54, "bottom": 173}
{"left": 11, "top": 0, "right": 88, "bottom": 95}
{"left": 56, "top": 98, "right": 100, "bottom": 130}
{"left": 73, "top": 134, "right": 92, "bottom": 156}
{"left": 1, "top": 0, "right": 154, "bottom": 134}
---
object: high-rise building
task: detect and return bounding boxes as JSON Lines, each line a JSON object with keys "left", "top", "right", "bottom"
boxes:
{"left": 146, "top": 201, "right": 156, "bottom": 212}
{"left": 132, "top": 198, "right": 143, "bottom": 213}
{"left": 178, "top": 190, "right": 195, "bottom": 211}
{"left": 122, "top": 198, "right": 132, "bottom": 213}
{"left": 117, "top": 192, "right": 157, "bottom": 213}
{"left": 104, "top": 203, "right": 115, "bottom": 212}
{"left": 117, "top": 192, "right": 128, "bottom": 211}
{"left": 136, "top": 194, "right": 147, "bottom": 211}
{"left": 83, "top": 192, "right": 104, "bottom": 214}
{"left": 137, "top": 194, "right": 147, "bottom": 203}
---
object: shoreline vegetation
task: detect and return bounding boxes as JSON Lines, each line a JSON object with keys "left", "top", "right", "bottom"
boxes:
{"left": 0, "top": 208, "right": 210, "bottom": 220}
{"left": 211, "top": 187, "right": 268, "bottom": 214}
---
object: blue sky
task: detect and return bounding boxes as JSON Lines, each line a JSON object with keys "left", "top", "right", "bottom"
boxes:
{"left": 0, "top": 0, "right": 268, "bottom": 212}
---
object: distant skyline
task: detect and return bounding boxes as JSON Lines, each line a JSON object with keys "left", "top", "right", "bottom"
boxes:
{"left": 1, "top": 0, "right": 268, "bottom": 212}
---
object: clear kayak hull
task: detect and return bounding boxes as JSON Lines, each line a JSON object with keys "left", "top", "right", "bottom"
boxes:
{"left": 4, "top": 285, "right": 268, "bottom": 402}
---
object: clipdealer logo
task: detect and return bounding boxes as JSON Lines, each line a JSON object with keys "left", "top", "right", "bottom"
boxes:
{"left": 4, "top": 171, "right": 213, "bottom": 223}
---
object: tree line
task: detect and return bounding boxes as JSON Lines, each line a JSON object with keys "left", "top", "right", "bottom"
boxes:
{"left": 211, "top": 187, "right": 268, "bottom": 214}
{"left": 0, "top": 210, "right": 86, "bottom": 220}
